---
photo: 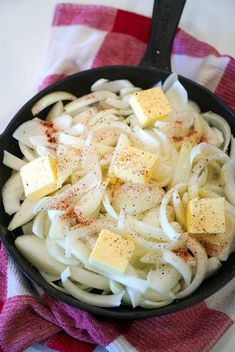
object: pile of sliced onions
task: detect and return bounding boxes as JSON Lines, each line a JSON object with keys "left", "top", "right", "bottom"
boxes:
{"left": 2, "top": 74, "right": 234, "bottom": 309}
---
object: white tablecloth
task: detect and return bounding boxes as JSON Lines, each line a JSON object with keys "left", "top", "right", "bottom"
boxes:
{"left": 1, "top": 1, "right": 235, "bottom": 351}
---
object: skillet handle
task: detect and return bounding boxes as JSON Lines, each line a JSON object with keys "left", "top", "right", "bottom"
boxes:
{"left": 140, "top": 0, "right": 186, "bottom": 71}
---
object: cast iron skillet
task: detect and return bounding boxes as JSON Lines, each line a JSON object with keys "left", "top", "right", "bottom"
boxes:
{"left": 0, "top": 0, "right": 235, "bottom": 319}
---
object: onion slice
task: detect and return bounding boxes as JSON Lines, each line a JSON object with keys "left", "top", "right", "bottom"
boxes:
{"left": 61, "top": 267, "right": 123, "bottom": 307}
{"left": 221, "top": 158, "right": 235, "bottom": 205}
{"left": 176, "top": 236, "right": 208, "bottom": 299}
{"left": 2, "top": 172, "right": 24, "bottom": 215}
{"left": 3, "top": 151, "right": 26, "bottom": 170}
{"left": 202, "top": 111, "right": 231, "bottom": 152}
{"left": 8, "top": 198, "right": 38, "bottom": 231}
{"left": 32, "top": 92, "right": 76, "bottom": 116}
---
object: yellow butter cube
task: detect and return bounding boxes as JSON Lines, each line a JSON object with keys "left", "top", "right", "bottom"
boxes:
{"left": 187, "top": 197, "right": 225, "bottom": 234}
{"left": 129, "top": 87, "right": 172, "bottom": 127}
{"left": 113, "top": 146, "right": 158, "bottom": 184}
{"left": 20, "top": 155, "right": 58, "bottom": 200}
{"left": 89, "top": 229, "right": 135, "bottom": 274}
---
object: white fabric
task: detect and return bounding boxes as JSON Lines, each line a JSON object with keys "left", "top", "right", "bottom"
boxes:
{"left": 43, "top": 25, "right": 106, "bottom": 77}
{"left": 106, "top": 336, "right": 138, "bottom": 352}
{"left": 7, "top": 258, "right": 32, "bottom": 298}
{"left": 206, "top": 278, "right": 235, "bottom": 321}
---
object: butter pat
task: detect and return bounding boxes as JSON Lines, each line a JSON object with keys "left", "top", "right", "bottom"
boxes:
{"left": 20, "top": 155, "right": 58, "bottom": 200}
{"left": 187, "top": 197, "right": 225, "bottom": 234}
{"left": 89, "top": 229, "right": 135, "bottom": 274}
{"left": 129, "top": 87, "right": 172, "bottom": 127}
{"left": 113, "top": 146, "right": 158, "bottom": 184}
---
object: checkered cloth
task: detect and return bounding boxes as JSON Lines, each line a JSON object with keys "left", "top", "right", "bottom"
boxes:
{"left": 0, "top": 4, "right": 235, "bottom": 352}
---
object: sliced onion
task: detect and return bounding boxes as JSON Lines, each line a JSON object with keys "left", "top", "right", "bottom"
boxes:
{"left": 57, "top": 148, "right": 80, "bottom": 187}
{"left": 19, "top": 142, "right": 36, "bottom": 161}
{"left": 70, "top": 266, "right": 109, "bottom": 291}
{"left": 221, "top": 158, "right": 235, "bottom": 205}
{"left": 112, "top": 182, "right": 165, "bottom": 215}
{"left": 73, "top": 107, "right": 98, "bottom": 124}
{"left": 205, "top": 257, "right": 222, "bottom": 278}
{"left": 188, "top": 160, "right": 208, "bottom": 199}
{"left": 87, "top": 263, "right": 148, "bottom": 294}
{"left": 15, "top": 235, "right": 66, "bottom": 275}
{"left": 67, "top": 123, "right": 86, "bottom": 136}
{"left": 109, "top": 280, "right": 125, "bottom": 294}
{"left": 91, "top": 79, "right": 134, "bottom": 93}
{"left": 102, "top": 192, "right": 118, "bottom": 220}
{"left": 70, "top": 240, "right": 91, "bottom": 266}
{"left": 132, "top": 126, "right": 160, "bottom": 153}
{"left": 120, "top": 87, "right": 141, "bottom": 96}
{"left": 32, "top": 92, "right": 76, "bottom": 116}
{"left": 40, "top": 271, "right": 68, "bottom": 293}
{"left": 74, "top": 182, "right": 106, "bottom": 219}
{"left": 162, "top": 73, "right": 178, "bottom": 92}
{"left": 126, "top": 215, "right": 167, "bottom": 241}
{"left": 22, "top": 220, "right": 33, "bottom": 235}
{"left": 29, "top": 135, "right": 52, "bottom": 149}
{"left": 108, "top": 133, "right": 130, "bottom": 177}
{"left": 53, "top": 113, "right": 73, "bottom": 130}
{"left": 81, "top": 134, "right": 102, "bottom": 183}
{"left": 61, "top": 272, "right": 123, "bottom": 307}
{"left": 190, "top": 142, "right": 225, "bottom": 164}
{"left": 46, "top": 238, "right": 78, "bottom": 265}
{"left": 88, "top": 109, "right": 117, "bottom": 127}
{"left": 46, "top": 172, "right": 97, "bottom": 210}
{"left": 105, "top": 97, "right": 128, "bottom": 109}
{"left": 48, "top": 213, "right": 69, "bottom": 240}
{"left": 58, "top": 134, "right": 115, "bottom": 156}
{"left": 125, "top": 266, "right": 141, "bottom": 308}
{"left": 33, "top": 197, "right": 51, "bottom": 213}
{"left": 163, "top": 250, "right": 192, "bottom": 287}
{"left": 147, "top": 264, "right": 181, "bottom": 294}
{"left": 3, "top": 151, "right": 26, "bottom": 170}
{"left": 8, "top": 198, "right": 38, "bottom": 231}
{"left": 176, "top": 236, "right": 208, "bottom": 299}
{"left": 171, "top": 141, "right": 192, "bottom": 187}
{"left": 140, "top": 251, "right": 163, "bottom": 264}
{"left": 32, "top": 210, "right": 47, "bottom": 237}
{"left": 47, "top": 101, "right": 64, "bottom": 121}
{"left": 160, "top": 183, "right": 187, "bottom": 241}
{"left": 92, "top": 121, "right": 135, "bottom": 143}
{"left": 139, "top": 298, "right": 174, "bottom": 309}
{"left": 165, "top": 79, "right": 188, "bottom": 111}
{"left": 230, "top": 136, "right": 235, "bottom": 158}
{"left": 13, "top": 120, "right": 46, "bottom": 148}
{"left": 36, "top": 145, "right": 56, "bottom": 158}
{"left": 172, "top": 190, "right": 186, "bottom": 227}
{"left": 2, "top": 172, "right": 24, "bottom": 215}
{"left": 187, "top": 100, "right": 200, "bottom": 114}
{"left": 129, "top": 233, "right": 176, "bottom": 251}
{"left": 57, "top": 132, "right": 83, "bottom": 149}
{"left": 64, "top": 91, "right": 116, "bottom": 114}
{"left": 202, "top": 111, "right": 231, "bottom": 152}
{"left": 143, "top": 287, "right": 175, "bottom": 301}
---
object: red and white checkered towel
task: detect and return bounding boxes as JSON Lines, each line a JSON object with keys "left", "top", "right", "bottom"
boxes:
{"left": 1, "top": 4, "right": 235, "bottom": 352}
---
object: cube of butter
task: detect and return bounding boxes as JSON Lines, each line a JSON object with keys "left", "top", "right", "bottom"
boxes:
{"left": 187, "top": 197, "right": 225, "bottom": 234}
{"left": 20, "top": 155, "right": 58, "bottom": 200}
{"left": 129, "top": 87, "right": 172, "bottom": 127}
{"left": 113, "top": 146, "right": 158, "bottom": 184}
{"left": 89, "top": 229, "right": 135, "bottom": 274}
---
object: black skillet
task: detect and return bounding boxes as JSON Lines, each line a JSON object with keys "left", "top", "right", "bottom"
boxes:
{"left": 1, "top": 0, "right": 235, "bottom": 319}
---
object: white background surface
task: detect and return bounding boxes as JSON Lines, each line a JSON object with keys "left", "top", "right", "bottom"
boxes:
{"left": 0, "top": 1, "right": 235, "bottom": 351}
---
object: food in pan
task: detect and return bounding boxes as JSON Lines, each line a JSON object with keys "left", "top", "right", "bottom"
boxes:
{"left": 2, "top": 74, "right": 235, "bottom": 308}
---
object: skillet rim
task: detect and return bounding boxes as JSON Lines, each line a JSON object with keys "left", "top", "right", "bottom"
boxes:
{"left": 0, "top": 64, "right": 235, "bottom": 319}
